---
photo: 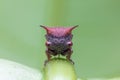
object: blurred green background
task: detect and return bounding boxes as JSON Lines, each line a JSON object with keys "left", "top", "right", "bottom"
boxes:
{"left": 0, "top": 0, "right": 120, "bottom": 78}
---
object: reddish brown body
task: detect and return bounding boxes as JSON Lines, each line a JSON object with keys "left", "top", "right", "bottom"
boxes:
{"left": 40, "top": 25, "right": 78, "bottom": 65}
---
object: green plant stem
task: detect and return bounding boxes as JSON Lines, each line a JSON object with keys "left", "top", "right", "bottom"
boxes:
{"left": 43, "top": 58, "right": 77, "bottom": 80}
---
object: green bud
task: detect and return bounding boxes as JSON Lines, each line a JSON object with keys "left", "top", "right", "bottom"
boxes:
{"left": 43, "top": 58, "right": 77, "bottom": 80}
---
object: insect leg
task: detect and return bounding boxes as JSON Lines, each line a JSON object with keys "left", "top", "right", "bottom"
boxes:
{"left": 66, "top": 49, "right": 74, "bottom": 64}
{"left": 44, "top": 49, "right": 52, "bottom": 65}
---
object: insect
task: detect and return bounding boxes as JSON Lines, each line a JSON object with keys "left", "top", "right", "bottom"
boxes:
{"left": 40, "top": 25, "right": 78, "bottom": 65}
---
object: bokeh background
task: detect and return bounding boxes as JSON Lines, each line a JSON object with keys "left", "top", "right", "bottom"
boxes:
{"left": 0, "top": 0, "right": 120, "bottom": 78}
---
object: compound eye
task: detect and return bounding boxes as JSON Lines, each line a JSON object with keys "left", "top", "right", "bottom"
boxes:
{"left": 67, "top": 41, "right": 73, "bottom": 46}
{"left": 46, "top": 41, "right": 51, "bottom": 46}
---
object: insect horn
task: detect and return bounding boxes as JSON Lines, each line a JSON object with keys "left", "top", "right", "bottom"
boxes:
{"left": 70, "top": 25, "right": 78, "bottom": 30}
{"left": 40, "top": 25, "right": 50, "bottom": 34}
{"left": 67, "top": 25, "right": 78, "bottom": 34}
{"left": 40, "top": 25, "right": 48, "bottom": 30}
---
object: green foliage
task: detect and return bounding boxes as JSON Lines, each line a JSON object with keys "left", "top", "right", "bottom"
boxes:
{"left": 0, "top": 59, "right": 42, "bottom": 80}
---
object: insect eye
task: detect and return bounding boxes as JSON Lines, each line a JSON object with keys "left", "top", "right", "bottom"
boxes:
{"left": 46, "top": 41, "right": 51, "bottom": 46}
{"left": 67, "top": 41, "right": 73, "bottom": 46}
